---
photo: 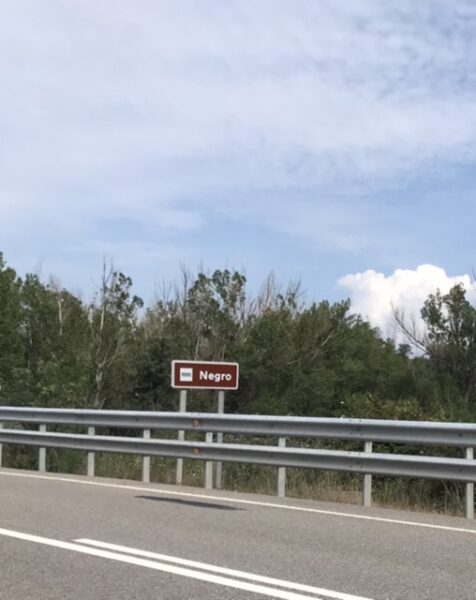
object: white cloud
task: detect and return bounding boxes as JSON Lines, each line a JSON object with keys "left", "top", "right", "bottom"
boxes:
{"left": 1, "top": 1, "right": 476, "bottom": 296}
{"left": 339, "top": 265, "right": 476, "bottom": 341}
{"left": 1, "top": 1, "right": 476, "bottom": 232}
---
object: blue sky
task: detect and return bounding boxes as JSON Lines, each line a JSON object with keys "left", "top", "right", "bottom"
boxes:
{"left": 1, "top": 1, "right": 476, "bottom": 329}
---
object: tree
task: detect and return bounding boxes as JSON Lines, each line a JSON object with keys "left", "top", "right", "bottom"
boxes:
{"left": 133, "top": 269, "right": 248, "bottom": 412}
{"left": 0, "top": 254, "right": 25, "bottom": 405}
{"left": 394, "top": 283, "right": 476, "bottom": 418}
{"left": 20, "top": 274, "right": 90, "bottom": 407}
{"left": 186, "top": 269, "right": 247, "bottom": 360}
{"left": 87, "top": 265, "right": 143, "bottom": 409}
{"left": 421, "top": 284, "right": 476, "bottom": 410}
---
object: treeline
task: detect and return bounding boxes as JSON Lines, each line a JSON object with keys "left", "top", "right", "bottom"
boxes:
{"left": 1, "top": 252, "right": 475, "bottom": 422}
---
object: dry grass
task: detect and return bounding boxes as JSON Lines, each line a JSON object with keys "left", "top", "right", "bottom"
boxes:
{"left": 2, "top": 446, "right": 468, "bottom": 518}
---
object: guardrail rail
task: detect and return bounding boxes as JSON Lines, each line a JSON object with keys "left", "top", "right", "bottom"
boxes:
{"left": 0, "top": 407, "right": 475, "bottom": 518}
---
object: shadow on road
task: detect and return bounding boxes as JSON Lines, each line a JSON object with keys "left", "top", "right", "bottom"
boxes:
{"left": 135, "top": 495, "right": 244, "bottom": 511}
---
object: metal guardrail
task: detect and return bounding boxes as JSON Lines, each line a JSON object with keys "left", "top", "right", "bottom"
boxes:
{"left": 1, "top": 406, "right": 476, "bottom": 446}
{"left": 2, "top": 428, "right": 476, "bottom": 481}
{"left": 0, "top": 407, "right": 475, "bottom": 518}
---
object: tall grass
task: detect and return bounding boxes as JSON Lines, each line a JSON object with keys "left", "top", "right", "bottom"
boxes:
{"left": 2, "top": 439, "right": 468, "bottom": 518}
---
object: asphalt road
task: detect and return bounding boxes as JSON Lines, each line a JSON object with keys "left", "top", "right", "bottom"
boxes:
{"left": 1, "top": 468, "right": 476, "bottom": 600}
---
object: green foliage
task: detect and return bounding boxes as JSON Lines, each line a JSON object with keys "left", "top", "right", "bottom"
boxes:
{"left": 0, "top": 253, "right": 27, "bottom": 404}
{"left": 0, "top": 253, "right": 474, "bottom": 427}
{"left": 20, "top": 274, "right": 90, "bottom": 407}
{"left": 87, "top": 268, "right": 143, "bottom": 409}
{"left": 3, "top": 254, "right": 475, "bottom": 516}
{"left": 421, "top": 284, "right": 476, "bottom": 413}
{"left": 186, "top": 269, "right": 246, "bottom": 360}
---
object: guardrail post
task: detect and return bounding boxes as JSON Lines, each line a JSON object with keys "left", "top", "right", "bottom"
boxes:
{"left": 215, "top": 390, "right": 225, "bottom": 489}
{"left": 363, "top": 441, "right": 373, "bottom": 507}
{"left": 87, "top": 426, "right": 95, "bottom": 477}
{"left": 465, "top": 447, "right": 474, "bottom": 519}
{"left": 205, "top": 432, "right": 213, "bottom": 490}
{"left": 176, "top": 390, "right": 187, "bottom": 485}
{"left": 0, "top": 422, "right": 3, "bottom": 468}
{"left": 277, "top": 437, "right": 286, "bottom": 497}
{"left": 39, "top": 424, "right": 46, "bottom": 472}
{"left": 142, "top": 429, "right": 151, "bottom": 483}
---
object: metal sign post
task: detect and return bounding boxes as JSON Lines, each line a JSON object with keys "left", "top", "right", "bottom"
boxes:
{"left": 171, "top": 359, "right": 239, "bottom": 491}
{"left": 176, "top": 389, "right": 188, "bottom": 485}
{"left": 215, "top": 390, "right": 225, "bottom": 489}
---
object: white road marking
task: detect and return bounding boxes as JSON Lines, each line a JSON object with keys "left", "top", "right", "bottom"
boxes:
{"left": 0, "top": 527, "right": 371, "bottom": 600}
{"left": 75, "top": 537, "right": 369, "bottom": 600}
{"left": 2, "top": 469, "right": 476, "bottom": 536}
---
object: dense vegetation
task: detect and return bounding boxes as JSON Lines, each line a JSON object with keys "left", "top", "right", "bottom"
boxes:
{"left": 2, "top": 252, "right": 476, "bottom": 514}
{"left": 1, "top": 251, "right": 475, "bottom": 422}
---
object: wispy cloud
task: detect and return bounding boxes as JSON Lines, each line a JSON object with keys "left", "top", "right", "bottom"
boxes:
{"left": 1, "top": 1, "right": 475, "bottom": 295}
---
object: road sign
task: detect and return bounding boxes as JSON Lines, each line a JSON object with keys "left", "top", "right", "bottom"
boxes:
{"left": 171, "top": 360, "right": 239, "bottom": 390}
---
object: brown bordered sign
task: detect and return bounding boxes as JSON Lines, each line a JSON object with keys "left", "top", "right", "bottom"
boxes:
{"left": 171, "top": 360, "right": 239, "bottom": 390}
